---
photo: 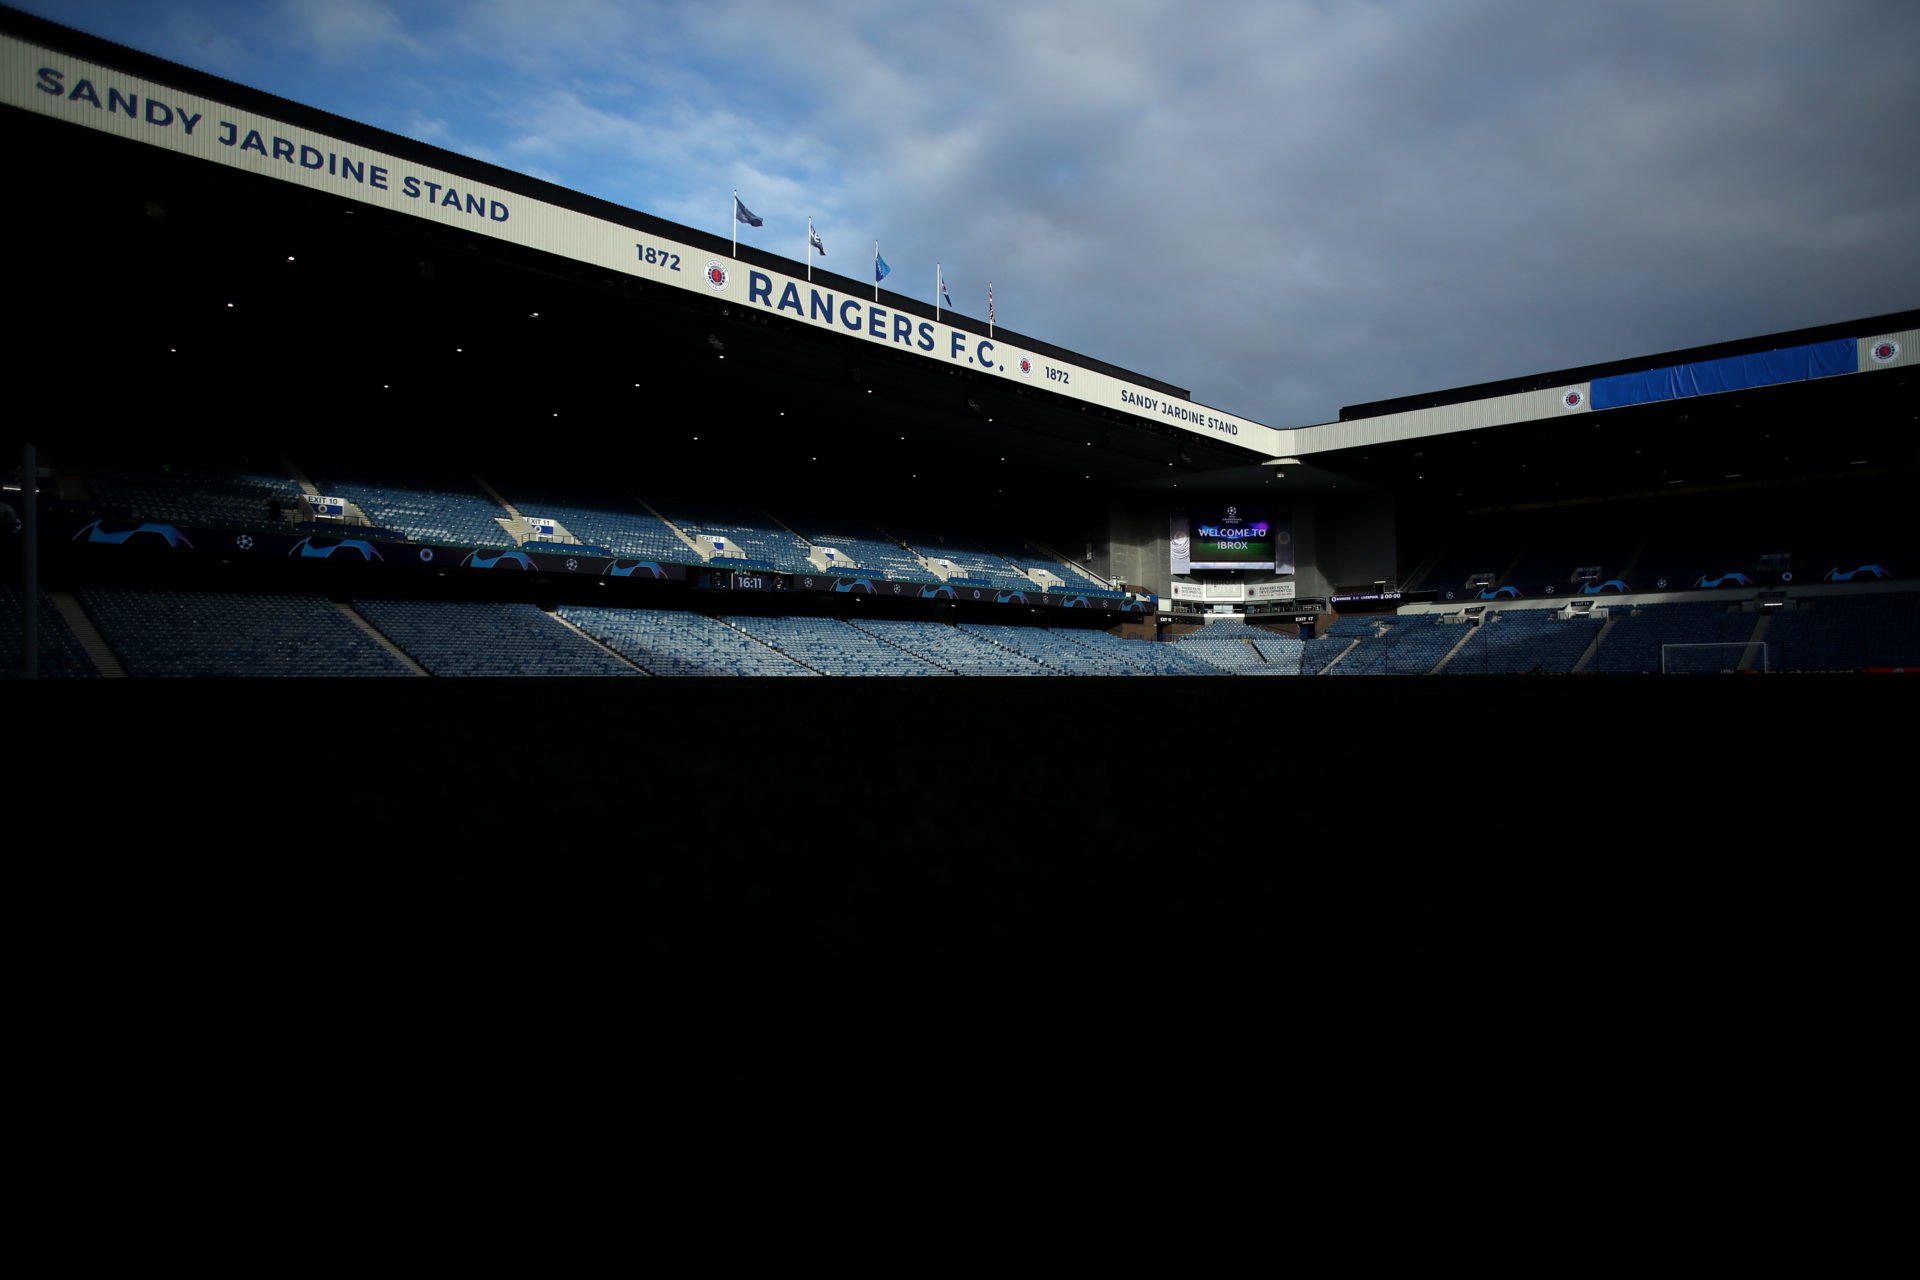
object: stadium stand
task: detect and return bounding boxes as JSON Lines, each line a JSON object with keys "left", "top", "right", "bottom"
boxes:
{"left": 1327, "top": 614, "right": 1463, "bottom": 675}
{"left": 1, "top": 586, "right": 98, "bottom": 678}
{"left": 1170, "top": 619, "right": 1292, "bottom": 674}
{"left": 557, "top": 605, "right": 815, "bottom": 675}
{"left": 891, "top": 528, "right": 1040, "bottom": 592}
{"left": 1586, "top": 600, "right": 1758, "bottom": 674}
{"left": 352, "top": 599, "right": 638, "bottom": 676}
{"left": 721, "top": 614, "right": 947, "bottom": 676}
{"left": 1056, "top": 627, "right": 1225, "bottom": 674}
{"left": 76, "top": 587, "right": 415, "bottom": 677}
{"left": 779, "top": 515, "right": 941, "bottom": 583}
{"left": 644, "top": 498, "right": 816, "bottom": 572}
{"left": 844, "top": 618, "right": 1050, "bottom": 674}
{"left": 486, "top": 480, "right": 692, "bottom": 562}
{"left": 301, "top": 461, "right": 518, "bottom": 549}
{"left": 986, "top": 539, "right": 1126, "bottom": 596}
{"left": 1246, "top": 627, "right": 1314, "bottom": 674}
{"left": 1296, "top": 632, "right": 1352, "bottom": 674}
{"left": 956, "top": 624, "right": 1220, "bottom": 675}
{"left": 74, "top": 460, "right": 308, "bottom": 535}
{"left": 1409, "top": 543, "right": 1515, "bottom": 599}
{"left": 1443, "top": 608, "right": 1605, "bottom": 674}
{"left": 1759, "top": 591, "right": 1920, "bottom": 671}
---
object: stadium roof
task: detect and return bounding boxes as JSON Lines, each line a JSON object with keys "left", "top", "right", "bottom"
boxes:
{"left": 1, "top": 5, "right": 1283, "bottom": 503}
{"left": 6, "top": 4, "right": 1912, "bottom": 519}
{"left": 1283, "top": 314, "right": 1918, "bottom": 512}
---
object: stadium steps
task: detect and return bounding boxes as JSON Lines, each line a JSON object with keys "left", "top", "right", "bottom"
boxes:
{"left": 844, "top": 618, "right": 966, "bottom": 672}
{"left": 1402, "top": 545, "right": 1445, "bottom": 594}
{"left": 473, "top": 472, "right": 521, "bottom": 523}
{"left": 1429, "top": 618, "right": 1487, "bottom": 674}
{"left": 49, "top": 590, "right": 125, "bottom": 677}
{"left": 547, "top": 609, "right": 649, "bottom": 674}
{"left": 1744, "top": 614, "right": 1774, "bottom": 672}
{"left": 280, "top": 453, "right": 322, "bottom": 498}
{"left": 843, "top": 618, "right": 940, "bottom": 670}
{"left": 1314, "top": 637, "right": 1364, "bottom": 674}
{"left": 472, "top": 471, "right": 534, "bottom": 545}
{"left": 335, "top": 602, "right": 429, "bottom": 676}
{"left": 867, "top": 522, "right": 947, "bottom": 581}
{"left": 282, "top": 455, "right": 381, "bottom": 529}
{"left": 958, "top": 626, "right": 1050, "bottom": 670}
{"left": 1499, "top": 546, "right": 1527, "bottom": 592}
{"left": 475, "top": 473, "right": 594, "bottom": 551}
{"left": 713, "top": 616, "right": 827, "bottom": 674}
{"left": 636, "top": 495, "right": 711, "bottom": 562}
{"left": 1029, "top": 538, "right": 1119, "bottom": 591}
{"left": 1617, "top": 534, "right": 1651, "bottom": 589}
{"left": 1572, "top": 613, "right": 1619, "bottom": 674}
{"left": 764, "top": 510, "right": 821, "bottom": 557}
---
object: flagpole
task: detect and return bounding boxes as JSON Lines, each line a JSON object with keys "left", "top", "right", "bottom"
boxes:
{"left": 935, "top": 264, "right": 941, "bottom": 323}
{"left": 989, "top": 282, "right": 995, "bottom": 338}
{"left": 874, "top": 241, "right": 880, "bottom": 302}
{"left": 807, "top": 219, "right": 813, "bottom": 281}
{"left": 732, "top": 189, "right": 738, "bottom": 258}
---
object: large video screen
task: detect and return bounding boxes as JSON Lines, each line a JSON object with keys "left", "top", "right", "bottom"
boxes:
{"left": 1172, "top": 502, "right": 1290, "bottom": 572}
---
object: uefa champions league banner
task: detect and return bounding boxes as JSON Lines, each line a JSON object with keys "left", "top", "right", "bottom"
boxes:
{"left": 53, "top": 511, "right": 1151, "bottom": 609}
{"left": 54, "top": 510, "right": 691, "bottom": 581}
{"left": 3, "top": 31, "right": 1283, "bottom": 455}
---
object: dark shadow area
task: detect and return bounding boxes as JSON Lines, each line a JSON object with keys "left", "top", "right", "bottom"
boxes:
{"left": 18, "top": 674, "right": 1908, "bottom": 1102}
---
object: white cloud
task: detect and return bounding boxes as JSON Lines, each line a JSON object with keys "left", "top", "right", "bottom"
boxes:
{"left": 277, "top": 0, "right": 426, "bottom": 62}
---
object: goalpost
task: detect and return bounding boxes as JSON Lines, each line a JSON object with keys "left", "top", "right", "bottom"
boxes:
{"left": 1660, "top": 641, "right": 1771, "bottom": 674}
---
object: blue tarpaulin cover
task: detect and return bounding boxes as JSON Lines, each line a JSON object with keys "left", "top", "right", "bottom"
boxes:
{"left": 1590, "top": 338, "right": 1857, "bottom": 410}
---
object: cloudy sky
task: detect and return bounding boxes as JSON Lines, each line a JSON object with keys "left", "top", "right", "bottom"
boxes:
{"left": 18, "top": 0, "right": 1919, "bottom": 426}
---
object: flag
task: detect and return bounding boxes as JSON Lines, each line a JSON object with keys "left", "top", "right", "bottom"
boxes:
{"left": 940, "top": 269, "right": 953, "bottom": 308}
{"left": 988, "top": 283, "right": 995, "bottom": 324}
{"left": 734, "top": 195, "right": 763, "bottom": 227}
{"left": 875, "top": 249, "right": 891, "bottom": 283}
{"left": 808, "top": 219, "right": 825, "bottom": 256}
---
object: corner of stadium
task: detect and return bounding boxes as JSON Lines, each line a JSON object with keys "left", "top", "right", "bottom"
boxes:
{"left": 7, "top": 6, "right": 1912, "bottom": 1095}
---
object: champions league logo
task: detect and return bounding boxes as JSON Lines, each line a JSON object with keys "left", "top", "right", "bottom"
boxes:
{"left": 1562, "top": 389, "right": 1584, "bottom": 409}
{"left": 705, "top": 261, "right": 729, "bottom": 290}
{"left": 1225, "top": 506, "right": 1239, "bottom": 520}
{"left": 1871, "top": 339, "right": 1900, "bottom": 363}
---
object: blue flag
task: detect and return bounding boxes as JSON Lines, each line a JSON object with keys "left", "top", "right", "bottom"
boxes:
{"left": 734, "top": 195, "right": 762, "bottom": 227}
{"left": 875, "top": 250, "right": 891, "bottom": 283}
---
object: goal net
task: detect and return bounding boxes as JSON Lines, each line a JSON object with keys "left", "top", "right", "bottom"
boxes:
{"left": 1660, "top": 641, "right": 1770, "bottom": 674}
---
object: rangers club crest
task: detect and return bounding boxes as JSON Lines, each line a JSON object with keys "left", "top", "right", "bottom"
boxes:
{"left": 1871, "top": 339, "right": 1900, "bottom": 363}
{"left": 705, "top": 261, "right": 729, "bottom": 290}
{"left": 1019, "top": 357, "right": 1032, "bottom": 376}
{"left": 1562, "top": 389, "right": 1585, "bottom": 410}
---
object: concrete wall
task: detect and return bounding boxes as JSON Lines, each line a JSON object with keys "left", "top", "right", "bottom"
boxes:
{"left": 1307, "top": 492, "right": 1398, "bottom": 594}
